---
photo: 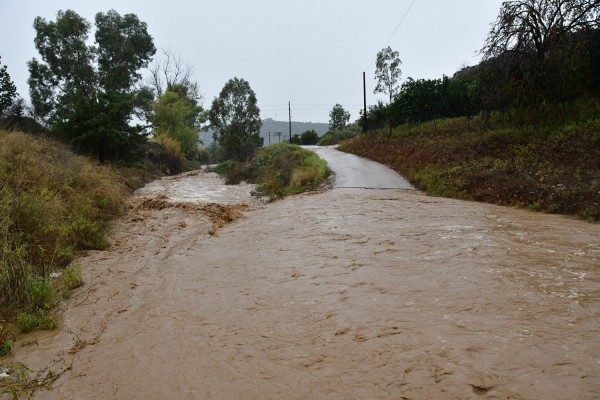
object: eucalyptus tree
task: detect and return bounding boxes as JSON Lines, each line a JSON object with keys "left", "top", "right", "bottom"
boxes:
{"left": 28, "top": 9, "right": 156, "bottom": 162}
{"left": 374, "top": 46, "right": 402, "bottom": 104}
{"left": 209, "top": 78, "right": 262, "bottom": 161}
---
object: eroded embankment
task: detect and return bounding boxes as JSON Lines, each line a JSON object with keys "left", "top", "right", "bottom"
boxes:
{"left": 5, "top": 171, "right": 600, "bottom": 400}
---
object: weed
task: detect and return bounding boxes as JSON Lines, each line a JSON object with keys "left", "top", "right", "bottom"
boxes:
{"left": 26, "top": 278, "right": 56, "bottom": 311}
{"left": 62, "top": 264, "right": 83, "bottom": 292}
{"left": 0, "top": 130, "right": 126, "bottom": 339}
{"left": 16, "top": 311, "right": 57, "bottom": 333}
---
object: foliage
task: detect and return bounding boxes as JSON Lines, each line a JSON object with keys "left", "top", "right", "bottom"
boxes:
{"left": 339, "top": 117, "right": 600, "bottom": 221}
{"left": 481, "top": 0, "right": 600, "bottom": 59}
{"left": 0, "top": 323, "right": 14, "bottom": 356}
{"left": 16, "top": 311, "right": 57, "bottom": 333}
{"left": 318, "top": 124, "right": 361, "bottom": 146}
{"left": 0, "top": 56, "right": 17, "bottom": 114}
{"left": 209, "top": 77, "right": 263, "bottom": 161}
{"left": 300, "top": 129, "right": 319, "bottom": 145}
{"left": 253, "top": 144, "right": 329, "bottom": 199}
{"left": 374, "top": 46, "right": 402, "bottom": 103}
{"left": 290, "top": 130, "right": 319, "bottom": 145}
{"left": 62, "top": 264, "right": 83, "bottom": 291}
{"left": 0, "top": 359, "right": 67, "bottom": 398}
{"left": 0, "top": 130, "right": 127, "bottom": 319}
{"left": 213, "top": 160, "right": 255, "bottom": 185}
{"left": 152, "top": 84, "right": 205, "bottom": 156}
{"left": 146, "top": 136, "right": 185, "bottom": 175}
{"left": 198, "top": 142, "right": 225, "bottom": 165}
{"left": 385, "top": 75, "right": 481, "bottom": 129}
{"left": 214, "top": 144, "right": 330, "bottom": 199}
{"left": 28, "top": 9, "right": 156, "bottom": 162}
{"left": 26, "top": 278, "right": 56, "bottom": 311}
{"left": 328, "top": 104, "right": 350, "bottom": 133}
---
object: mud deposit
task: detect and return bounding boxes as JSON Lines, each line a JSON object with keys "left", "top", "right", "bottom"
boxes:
{"left": 7, "top": 170, "right": 600, "bottom": 399}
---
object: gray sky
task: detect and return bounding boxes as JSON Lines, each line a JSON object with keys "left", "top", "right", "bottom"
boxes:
{"left": 0, "top": 0, "right": 503, "bottom": 123}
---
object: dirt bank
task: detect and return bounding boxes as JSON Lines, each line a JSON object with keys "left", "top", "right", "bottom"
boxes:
{"left": 5, "top": 171, "right": 600, "bottom": 399}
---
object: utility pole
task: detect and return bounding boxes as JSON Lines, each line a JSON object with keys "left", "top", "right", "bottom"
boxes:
{"left": 288, "top": 101, "right": 292, "bottom": 142}
{"left": 363, "top": 72, "right": 367, "bottom": 133}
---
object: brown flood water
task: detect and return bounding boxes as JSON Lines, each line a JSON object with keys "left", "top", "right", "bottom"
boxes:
{"left": 7, "top": 170, "right": 600, "bottom": 399}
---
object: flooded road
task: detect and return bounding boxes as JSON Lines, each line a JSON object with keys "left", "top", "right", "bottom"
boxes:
{"left": 8, "top": 157, "right": 600, "bottom": 399}
{"left": 305, "top": 146, "right": 415, "bottom": 189}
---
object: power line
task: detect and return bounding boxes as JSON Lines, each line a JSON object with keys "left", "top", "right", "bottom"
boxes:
{"left": 348, "top": 0, "right": 418, "bottom": 102}
{"left": 383, "top": 0, "right": 418, "bottom": 48}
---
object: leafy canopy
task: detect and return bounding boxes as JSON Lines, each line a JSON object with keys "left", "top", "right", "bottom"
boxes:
{"left": 482, "top": 0, "right": 600, "bottom": 58}
{"left": 0, "top": 56, "right": 17, "bottom": 114}
{"left": 328, "top": 104, "right": 350, "bottom": 133}
{"left": 209, "top": 77, "right": 263, "bottom": 161}
{"left": 374, "top": 46, "right": 402, "bottom": 103}
{"left": 28, "top": 9, "right": 156, "bottom": 162}
{"left": 152, "top": 83, "right": 205, "bottom": 156}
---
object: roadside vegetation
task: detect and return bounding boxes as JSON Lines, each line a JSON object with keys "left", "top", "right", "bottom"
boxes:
{"left": 0, "top": 130, "right": 129, "bottom": 354}
{"left": 214, "top": 143, "right": 329, "bottom": 200}
{"left": 339, "top": 115, "right": 600, "bottom": 221}
{"left": 340, "top": 1, "right": 600, "bottom": 222}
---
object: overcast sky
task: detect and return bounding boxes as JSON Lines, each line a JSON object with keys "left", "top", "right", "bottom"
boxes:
{"left": 0, "top": 0, "right": 503, "bottom": 123}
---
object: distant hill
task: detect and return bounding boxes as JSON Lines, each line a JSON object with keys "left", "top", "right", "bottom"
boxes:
{"left": 199, "top": 118, "right": 329, "bottom": 147}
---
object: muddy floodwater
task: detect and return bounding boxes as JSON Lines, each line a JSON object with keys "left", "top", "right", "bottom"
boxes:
{"left": 8, "top": 155, "right": 600, "bottom": 399}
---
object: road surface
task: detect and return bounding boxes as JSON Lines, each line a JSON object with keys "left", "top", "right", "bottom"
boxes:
{"left": 305, "top": 145, "right": 415, "bottom": 189}
{"left": 8, "top": 149, "right": 600, "bottom": 400}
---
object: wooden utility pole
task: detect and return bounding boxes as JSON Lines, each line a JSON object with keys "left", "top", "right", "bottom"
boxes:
{"left": 363, "top": 72, "right": 367, "bottom": 133}
{"left": 288, "top": 101, "right": 292, "bottom": 142}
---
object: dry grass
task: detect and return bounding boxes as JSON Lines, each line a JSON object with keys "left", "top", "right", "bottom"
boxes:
{"left": 0, "top": 130, "right": 127, "bottom": 320}
{"left": 339, "top": 118, "right": 600, "bottom": 221}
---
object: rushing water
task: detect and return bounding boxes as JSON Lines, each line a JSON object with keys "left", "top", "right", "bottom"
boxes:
{"left": 10, "top": 154, "right": 600, "bottom": 399}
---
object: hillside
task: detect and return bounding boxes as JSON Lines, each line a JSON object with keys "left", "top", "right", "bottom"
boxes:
{"left": 338, "top": 117, "right": 600, "bottom": 222}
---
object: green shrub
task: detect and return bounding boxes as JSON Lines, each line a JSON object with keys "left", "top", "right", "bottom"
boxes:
{"left": 26, "top": 278, "right": 56, "bottom": 311}
{"left": 253, "top": 144, "right": 330, "bottom": 199}
{"left": 16, "top": 311, "right": 57, "bottom": 333}
{"left": 214, "top": 160, "right": 255, "bottom": 184}
{"left": 62, "top": 264, "right": 83, "bottom": 291}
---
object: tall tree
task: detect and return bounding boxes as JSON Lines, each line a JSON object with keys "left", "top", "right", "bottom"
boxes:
{"left": 152, "top": 83, "right": 205, "bottom": 156}
{"left": 28, "top": 9, "right": 155, "bottom": 162}
{"left": 209, "top": 77, "right": 262, "bottom": 161}
{"left": 374, "top": 46, "right": 402, "bottom": 103}
{"left": 0, "top": 56, "right": 18, "bottom": 114}
{"left": 482, "top": 0, "right": 600, "bottom": 59}
{"left": 147, "top": 48, "right": 199, "bottom": 98}
{"left": 328, "top": 104, "right": 350, "bottom": 132}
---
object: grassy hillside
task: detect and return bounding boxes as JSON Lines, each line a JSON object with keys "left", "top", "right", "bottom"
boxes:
{"left": 339, "top": 116, "right": 600, "bottom": 222}
{"left": 0, "top": 130, "right": 130, "bottom": 352}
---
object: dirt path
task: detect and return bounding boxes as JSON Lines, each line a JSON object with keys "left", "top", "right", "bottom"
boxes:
{"left": 7, "top": 168, "right": 600, "bottom": 399}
